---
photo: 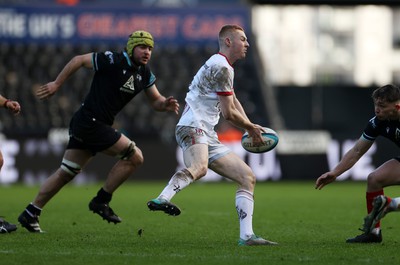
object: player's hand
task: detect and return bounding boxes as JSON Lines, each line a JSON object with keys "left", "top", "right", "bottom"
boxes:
{"left": 315, "top": 172, "right": 336, "bottom": 190}
{"left": 246, "top": 124, "right": 264, "bottom": 145}
{"left": 36, "top": 82, "right": 59, "bottom": 100}
{"left": 5, "top": 100, "right": 21, "bottom": 115}
{"left": 164, "top": 96, "right": 179, "bottom": 115}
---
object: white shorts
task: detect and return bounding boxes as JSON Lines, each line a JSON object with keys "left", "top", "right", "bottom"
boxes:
{"left": 175, "top": 125, "right": 231, "bottom": 164}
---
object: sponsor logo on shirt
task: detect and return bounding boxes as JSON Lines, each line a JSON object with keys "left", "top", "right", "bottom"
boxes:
{"left": 120, "top": 75, "right": 135, "bottom": 93}
{"left": 105, "top": 51, "right": 114, "bottom": 64}
{"left": 370, "top": 117, "right": 377, "bottom": 128}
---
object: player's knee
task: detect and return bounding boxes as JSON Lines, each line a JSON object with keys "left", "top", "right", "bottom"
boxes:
{"left": 367, "top": 171, "right": 384, "bottom": 188}
{"left": 242, "top": 173, "right": 256, "bottom": 187}
{"left": 124, "top": 147, "right": 144, "bottom": 168}
{"left": 60, "top": 159, "right": 82, "bottom": 179}
{"left": 117, "top": 141, "right": 136, "bottom": 161}
{"left": 367, "top": 171, "right": 379, "bottom": 182}
{"left": 56, "top": 168, "right": 75, "bottom": 184}
{"left": 131, "top": 150, "right": 144, "bottom": 167}
{"left": 193, "top": 165, "right": 208, "bottom": 178}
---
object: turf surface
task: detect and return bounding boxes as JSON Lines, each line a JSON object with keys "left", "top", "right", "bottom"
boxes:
{"left": 1, "top": 181, "right": 399, "bottom": 265}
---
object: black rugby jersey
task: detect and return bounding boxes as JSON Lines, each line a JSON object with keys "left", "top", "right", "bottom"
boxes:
{"left": 363, "top": 116, "right": 400, "bottom": 147}
{"left": 80, "top": 51, "right": 156, "bottom": 125}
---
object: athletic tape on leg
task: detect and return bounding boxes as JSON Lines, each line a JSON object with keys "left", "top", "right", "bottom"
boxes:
{"left": 118, "top": 141, "right": 136, "bottom": 160}
{"left": 61, "top": 158, "right": 82, "bottom": 176}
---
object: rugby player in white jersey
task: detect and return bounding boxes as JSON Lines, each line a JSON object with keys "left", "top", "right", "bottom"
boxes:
{"left": 148, "top": 24, "right": 277, "bottom": 246}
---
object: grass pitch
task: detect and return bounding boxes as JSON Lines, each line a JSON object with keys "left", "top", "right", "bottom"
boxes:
{"left": 1, "top": 181, "right": 399, "bottom": 265}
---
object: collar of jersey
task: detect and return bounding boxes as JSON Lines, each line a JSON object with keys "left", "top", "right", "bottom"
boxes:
{"left": 123, "top": 51, "right": 133, "bottom": 67}
{"left": 123, "top": 51, "right": 142, "bottom": 71}
{"left": 218, "top": 52, "right": 233, "bottom": 67}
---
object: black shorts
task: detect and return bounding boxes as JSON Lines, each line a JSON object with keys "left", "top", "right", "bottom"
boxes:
{"left": 395, "top": 156, "right": 400, "bottom": 162}
{"left": 66, "top": 109, "right": 121, "bottom": 155}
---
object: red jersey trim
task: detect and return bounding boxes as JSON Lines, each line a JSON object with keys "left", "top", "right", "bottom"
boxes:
{"left": 217, "top": 91, "right": 233, "bottom": 96}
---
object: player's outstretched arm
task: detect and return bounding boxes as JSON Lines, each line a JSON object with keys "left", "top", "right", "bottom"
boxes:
{"left": 36, "top": 53, "right": 93, "bottom": 100}
{"left": 315, "top": 138, "right": 373, "bottom": 190}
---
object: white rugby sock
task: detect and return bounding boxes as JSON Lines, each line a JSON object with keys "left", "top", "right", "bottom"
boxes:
{"left": 158, "top": 169, "right": 193, "bottom": 201}
{"left": 236, "top": 189, "right": 254, "bottom": 240}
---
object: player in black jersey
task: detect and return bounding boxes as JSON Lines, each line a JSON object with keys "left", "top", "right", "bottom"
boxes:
{"left": 18, "top": 31, "right": 179, "bottom": 233}
{"left": 316, "top": 84, "right": 400, "bottom": 243}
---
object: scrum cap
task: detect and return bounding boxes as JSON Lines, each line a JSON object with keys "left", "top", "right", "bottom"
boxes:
{"left": 126, "top": 30, "right": 154, "bottom": 57}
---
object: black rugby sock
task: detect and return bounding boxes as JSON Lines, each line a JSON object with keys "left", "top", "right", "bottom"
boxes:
{"left": 26, "top": 203, "right": 42, "bottom": 217}
{"left": 93, "top": 188, "right": 112, "bottom": 204}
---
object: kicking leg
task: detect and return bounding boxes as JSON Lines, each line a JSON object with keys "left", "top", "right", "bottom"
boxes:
{"left": 147, "top": 144, "right": 208, "bottom": 216}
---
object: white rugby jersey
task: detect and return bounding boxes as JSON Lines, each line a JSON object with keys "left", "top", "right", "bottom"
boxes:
{"left": 177, "top": 53, "right": 234, "bottom": 131}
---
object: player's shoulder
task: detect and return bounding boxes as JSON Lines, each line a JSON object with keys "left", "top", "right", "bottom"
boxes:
{"left": 206, "top": 54, "right": 232, "bottom": 74}
{"left": 207, "top": 53, "right": 229, "bottom": 65}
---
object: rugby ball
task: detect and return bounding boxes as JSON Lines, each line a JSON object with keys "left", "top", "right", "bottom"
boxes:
{"left": 241, "top": 127, "right": 279, "bottom": 153}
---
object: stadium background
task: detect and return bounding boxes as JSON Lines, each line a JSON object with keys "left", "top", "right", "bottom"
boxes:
{"left": 0, "top": 0, "right": 399, "bottom": 184}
